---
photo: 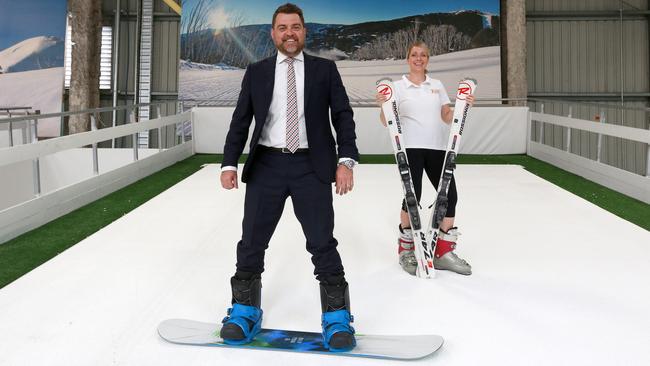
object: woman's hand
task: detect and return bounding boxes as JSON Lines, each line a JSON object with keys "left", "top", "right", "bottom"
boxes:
{"left": 376, "top": 92, "right": 389, "bottom": 127}
{"left": 375, "top": 92, "right": 389, "bottom": 107}
{"left": 465, "top": 94, "right": 475, "bottom": 107}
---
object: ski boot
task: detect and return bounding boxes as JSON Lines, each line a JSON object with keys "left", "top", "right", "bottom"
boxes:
{"left": 433, "top": 227, "right": 472, "bottom": 275}
{"left": 398, "top": 225, "right": 418, "bottom": 276}
{"left": 221, "top": 271, "right": 263, "bottom": 345}
{"left": 319, "top": 274, "right": 356, "bottom": 352}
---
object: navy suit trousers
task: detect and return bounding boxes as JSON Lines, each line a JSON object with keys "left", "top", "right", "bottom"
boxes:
{"left": 235, "top": 149, "right": 344, "bottom": 277}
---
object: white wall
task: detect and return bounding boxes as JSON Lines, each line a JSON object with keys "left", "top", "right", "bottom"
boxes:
{"left": 193, "top": 106, "right": 529, "bottom": 155}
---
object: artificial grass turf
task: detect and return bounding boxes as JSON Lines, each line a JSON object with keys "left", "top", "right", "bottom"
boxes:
{"left": 0, "top": 153, "right": 647, "bottom": 288}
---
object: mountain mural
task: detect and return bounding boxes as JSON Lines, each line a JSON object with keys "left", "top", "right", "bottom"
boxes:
{"left": 181, "top": 10, "right": 500, "bottom": 68}
{"left": 0, "top": 36, "right": 65, "bottom": 74}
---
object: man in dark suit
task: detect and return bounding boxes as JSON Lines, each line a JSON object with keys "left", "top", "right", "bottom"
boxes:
{"left": 218, "top": 3, "right": 359, "bottom": 352}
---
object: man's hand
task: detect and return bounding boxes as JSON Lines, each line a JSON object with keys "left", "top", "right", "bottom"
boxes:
{"left": 221, "top": 170, "right": 238, "bottom": 189}
{"left": 335, "top": 165, "right": 353, "bottom": 195}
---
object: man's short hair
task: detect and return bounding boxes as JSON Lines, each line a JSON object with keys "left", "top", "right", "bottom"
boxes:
{"left": 272, "top": 3, "right": 305, "bottom": 27}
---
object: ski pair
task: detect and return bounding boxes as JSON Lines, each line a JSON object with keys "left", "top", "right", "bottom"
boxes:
{"left": 375, "top": 78, "right": 477, "bottom": 279}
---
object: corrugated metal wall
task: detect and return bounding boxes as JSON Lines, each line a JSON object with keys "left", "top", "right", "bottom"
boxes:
{"left": 100, "top": 0, "right": 180, "bottom": 148}
{"left": 528, "top": 0, "right": 647, "bottom": 11}
{"left": 526, "top": 0, "right": 650, "bottom": 176}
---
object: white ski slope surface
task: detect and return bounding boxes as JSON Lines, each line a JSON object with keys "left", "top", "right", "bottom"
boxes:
{"left": 0, "top": 164, "right": 648, "bottom": 366}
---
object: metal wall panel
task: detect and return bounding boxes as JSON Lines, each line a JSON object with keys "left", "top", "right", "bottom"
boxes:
{"left": 100, "top": 0, "right": 180, "bottom": 148}
{"left": 528, "top": 0, "right": 647, "bottom": 12}
{"left": 527, "top": 21, "right": 647, "bottom": 94}
{"left": 526, "top": 0, "right": 649, "bottom": 176}
{"left": 152, "top": 20, "right": 180, "bottom": 94}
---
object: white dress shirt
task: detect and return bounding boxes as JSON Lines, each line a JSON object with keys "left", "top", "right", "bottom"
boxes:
{"left": 257, "top": 51, "right": 308, "bottom": 149}
{"left": 222, "top": 51, "right": 355, "bottom": 172}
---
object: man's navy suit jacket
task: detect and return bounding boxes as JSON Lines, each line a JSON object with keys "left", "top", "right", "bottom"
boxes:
{"left": 221, "top": 53, "right": 360, "bottom": 183}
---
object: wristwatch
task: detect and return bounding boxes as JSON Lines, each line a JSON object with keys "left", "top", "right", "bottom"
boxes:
{"left": 338, "top": 159, "right": 356, "bottom": 170}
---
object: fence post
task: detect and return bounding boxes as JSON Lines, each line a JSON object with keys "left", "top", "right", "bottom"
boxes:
{"left": 156, "top": 105, "right": 163, "bottom": 151}
{"left": 129, "top": 108, "right": 139, "bottom": 162}
{"left": 566, "top": 105, "right": 572, "bottom": 152}
{"left": 597, "top": 109, "right": 605, "bottom": 162}
{"left": 538, "top": 103, "right": 544, "bottom": 144}
{"left": 91, "top": 113, "right": 99, "bottom": 175}
{"left": 30, "top": 117, "right": 41, "bottom": 197}
{"left": 7, "top": 112, "right": 13, "bottom": 147}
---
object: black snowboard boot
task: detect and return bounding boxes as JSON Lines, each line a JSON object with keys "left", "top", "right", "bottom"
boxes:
{"left": 318, "top": 274, "right": 356, "bottom": 351}
{"left": 220, "top": 271, "right": 262, "bottom": 344}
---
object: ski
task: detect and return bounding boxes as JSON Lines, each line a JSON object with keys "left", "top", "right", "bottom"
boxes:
{"left": 424, "top": 78, "right": 477, "bottom": 260}
{"left": 376, "top": 78, "right": 434, "bottom": 279}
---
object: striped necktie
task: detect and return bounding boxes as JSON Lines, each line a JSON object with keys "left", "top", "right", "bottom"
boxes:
{"left": 285, "top": 57, "right": 299, "bottom": 153}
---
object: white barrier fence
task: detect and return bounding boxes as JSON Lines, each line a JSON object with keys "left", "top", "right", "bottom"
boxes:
{"left": 192, "top": 106, "right": 530, "bottom": 155}
{"left": 0, "top": 111, "right": 194, "bottom": 244}
{"left": 1, "top": 103, "right": 647, "bottom": 244}
{"left": 528, "top": 112, "right": 650, "bottom": 204}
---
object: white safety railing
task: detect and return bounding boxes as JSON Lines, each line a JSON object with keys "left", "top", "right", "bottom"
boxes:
{"left": 0, "top": 103, "right": 194, "bottom": 244}
{"left": 528, "top": 110, "right": 650, "bottom": 204}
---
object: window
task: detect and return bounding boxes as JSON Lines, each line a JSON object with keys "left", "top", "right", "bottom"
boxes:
{"left": 64, "top": 24, "right": 113, "bottom": 90}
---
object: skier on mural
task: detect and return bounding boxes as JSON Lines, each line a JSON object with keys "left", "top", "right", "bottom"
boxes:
{"left": 375, "top": 41, "right": 475, "bottom": 276}
{"left": 218, "top": 3, "right": 359, "bottom": 351}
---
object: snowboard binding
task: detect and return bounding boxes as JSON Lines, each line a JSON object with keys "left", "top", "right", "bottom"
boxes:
{"left": 319, "top": 275, "right": 356, "bottom": 351}
{"left": 220, "top": 272, "right": 263, "bottom": 345}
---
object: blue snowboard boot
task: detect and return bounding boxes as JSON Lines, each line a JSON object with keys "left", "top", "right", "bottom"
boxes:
{"left": 319, "top": 275, "right": 356, "bottom": 352}
{"left": 220, "top": 272, "right": 263, "bottom": 345}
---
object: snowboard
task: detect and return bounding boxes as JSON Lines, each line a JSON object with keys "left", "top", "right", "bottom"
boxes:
{"left": 158, "top": 318, "right": 444, "bottom": 360}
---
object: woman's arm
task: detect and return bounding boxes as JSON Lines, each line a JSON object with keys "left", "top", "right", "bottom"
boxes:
{"left": 441, "top": 104, "right": 453, "bottom": 124}
{"left": 440, "top": 95, "right": 475, "bottom": 124}
{"left": 376, "top": 92, "right": 388, "bottom": 126}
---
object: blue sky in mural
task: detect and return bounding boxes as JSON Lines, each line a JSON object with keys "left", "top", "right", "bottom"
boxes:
{"left": 0, "top": 0, "right": 67, "bottom": 50}
{"left": 182, "top": 0, "right": 499, "bottom": 30}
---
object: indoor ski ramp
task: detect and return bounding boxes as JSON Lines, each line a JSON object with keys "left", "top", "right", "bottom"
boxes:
{"left": 0, "top": 164, "right": 648, "bottom": 366}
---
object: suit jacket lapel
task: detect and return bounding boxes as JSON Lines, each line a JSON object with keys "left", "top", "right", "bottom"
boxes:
{"left": 303, "top": 53, "right": 314, "bottom": 109}
{"left": 261, "top": 55, "right": 276, "bottom": 115}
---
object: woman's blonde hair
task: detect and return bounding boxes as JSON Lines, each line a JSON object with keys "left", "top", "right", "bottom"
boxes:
{"left": 407, "top": 41, "right": 430, "bottom": 74}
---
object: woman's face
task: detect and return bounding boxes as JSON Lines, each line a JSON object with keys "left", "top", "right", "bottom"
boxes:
{"left": 407, "top": 46, "right": 429, "bottom": 73}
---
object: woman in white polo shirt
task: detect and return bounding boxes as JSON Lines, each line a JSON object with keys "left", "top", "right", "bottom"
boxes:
{"left": 376, "top": 41, "right": 474, "bottom": 276}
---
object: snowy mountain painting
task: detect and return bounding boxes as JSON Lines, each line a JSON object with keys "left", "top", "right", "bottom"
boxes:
{"left": 0, "top": 37, "right": 66, "bottom": 138}
{"left": 0, "top": 0, "right": 67, "bottom": 138}
{"left": 0, "top": 36, "right": 65, "bottom": 73}
{"left": 179, "top": 0, "right": 501, "bottom": 103}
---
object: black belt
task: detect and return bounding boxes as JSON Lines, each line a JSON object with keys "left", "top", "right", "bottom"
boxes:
{"left": 259, "top": 146, "right": 309, "bottom": 154}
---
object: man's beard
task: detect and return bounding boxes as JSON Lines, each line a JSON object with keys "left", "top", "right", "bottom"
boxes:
{"left": 275, "top": 36, "right": 304, "bottom": 57}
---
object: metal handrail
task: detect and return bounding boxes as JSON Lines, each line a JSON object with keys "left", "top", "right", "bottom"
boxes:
{"left": 0, "top": 101, "right": 176, "bottom": 124}
{"left": 178, "top": 97, "right": 532, "bottom": 109}
{"left": 528, "top": 98, "right": 650, "bottom": 113}
{"left": 3, "top": 98, "right": 643, "bottom": 124}
{"left": 0, "top": 107, "right": 34, "bottom": 112}
{"left": 179, "top": 97, "right": 649, "bottom": 112}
